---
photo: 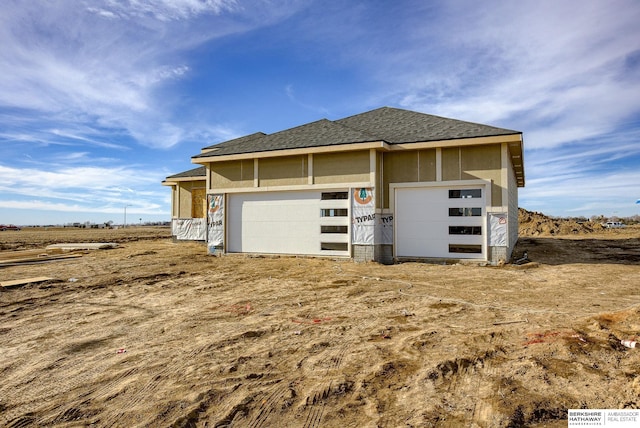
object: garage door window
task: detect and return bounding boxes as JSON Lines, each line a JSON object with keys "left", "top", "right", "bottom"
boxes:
{"left": 321, "top": 191, "right": 348, "bottom": 200}
{"left": 321, "top": 208, "right": 348, "bottom": 217}
{"left": 449, "top": 226, "right": 482, "bottom": 235}
{"left": 449, "top": 207, "right": 481, "bottom": 217}
{"left": 321, "top": 225, "right": 348, "bottom": 233}
{"left": 449, "top": 244, "right": 482, "bottom": 254}
{"left": 321, "top": 242, "right": 348, "bottom": 251}
{"left": 449, "top": 189, "right": 481, "bottom": 199}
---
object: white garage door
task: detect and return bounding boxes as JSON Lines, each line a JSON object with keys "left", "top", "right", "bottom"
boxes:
{"left": 395, "top": 186, "right": 486, "bottom": 259}
{"left": 228, "top": 191, "right": 350, "bottom": 256}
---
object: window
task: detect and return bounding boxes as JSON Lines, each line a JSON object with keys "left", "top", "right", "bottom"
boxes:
{"left": 449, "top": 189, "right": 481, "bottom": 199}
{"left": 449, "top": 226, "right": 482, "bottom": 235}
{"left": 321, "top": 208, "right": 348, "bottom": 217}
{"left": 449, "top": 244, "right": 482, "bottom": 254}
{"left": 321, "top": 191, "right": 348, "bottom": 200}
{"left": 321, "top": 242, "right": 348, "bottom": 251}
{"left": 321, "top": 225, "right": 348, "bottom": 234}
{"left": 449, "top": 207, "right": 482, "bottom": 217}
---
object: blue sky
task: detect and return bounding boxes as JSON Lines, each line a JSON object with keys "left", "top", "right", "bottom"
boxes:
{"left": 1, "top": 0, "right": 639, "bottom": 225}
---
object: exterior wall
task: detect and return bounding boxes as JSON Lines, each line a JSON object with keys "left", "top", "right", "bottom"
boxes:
{"left": 191, "top": 188, "right": 206, "bottom": 218}
{"left": 381, "top": 149, "right": 436, "bottom": 209}
{"left": 171, "top": 186, "right": 178, "bottom": 218}
{"left": 461, "top": 145, "right": 502, "bottom": 207}
{"left": 507, "top": 155, "right": 519, "bottom": 258}
{"left": 376, "top": 152, "right": 384, "bottom": 209}
{"left": 353, "top": 244, "right": 374, "bottom": 263}
{"left": 442, "top": 145, "right": 502, "bottom": 206}
{"left": 177, "top": 183, "right": 192, "bottom": 218}
{"left": 210, "top": 160, "right": 254, "bottom": 189}
{"left": 207, "top": 150, "right": 372, "bottom": 192}
{"left": 196, "top": 142, "right": 516, "bottom": 264}
{"left": 441, "top": 147, "right": 460, "bottom": 181}
{"left": 488, "top": 246, "right": 508, "bottom": 264}
{"left": 176, "top": 181, "right": 206, "bottom": 219}
{"left": 419, "top": 150, "right": 437, "bottom": 182}
{"left": 313, "top": 151, "right": 370, "bottom": 184}
{"left": 353, "top": 244, "right": 393, "bottom": 264}
{"left": 259, "top": 155, "right": 308, "bottom": 187}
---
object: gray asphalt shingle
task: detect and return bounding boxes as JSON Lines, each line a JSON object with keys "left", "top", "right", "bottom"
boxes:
{"left": 192, "top": 107, "right": 521, "bottom": 159}
{"left": 165, "top": 166, "right": 205, "bottom": 179}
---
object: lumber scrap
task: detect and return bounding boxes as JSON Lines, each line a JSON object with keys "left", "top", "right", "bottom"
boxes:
{"left": 46, "top": 243, "right": 118, "bottom": 250}
{"left": 1, "top": 277, "right": 55, "bottom": 289}
{"left": 0, "top": 253, "right": 82, "bottom": 267}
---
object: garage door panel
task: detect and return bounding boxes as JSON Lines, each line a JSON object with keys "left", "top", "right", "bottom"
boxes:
{"left": 396, "top": 185, "right": 486, "bottom": 259}
{"left": 229, "top": 191, "right": 349, "bottom": 256}
{"left": 400, "top": 238, "right": 449, "bottom": 257}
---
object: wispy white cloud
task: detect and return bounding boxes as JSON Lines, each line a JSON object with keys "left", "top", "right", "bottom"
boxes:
{"left": 0, "top": 0, "right": 305, "bottom": 149}
{"left": 0, "top": 164, "right": 156, "bottom": 189}
{"left": 0, "top": 163, "right": 163, "bottom": 213}
{"left": 0, "top": 199, "right": 164, "bottom": 216}
{"left": 86, "top": 0, "right": 238, "bottom": 22}
{"left": 388, "top": 1, "right": 640, "bottom": 150}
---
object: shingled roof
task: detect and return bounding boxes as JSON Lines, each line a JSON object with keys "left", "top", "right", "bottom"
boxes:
{"left": 336, "top": 107, "right": 520, "bottom": 143}
{"left": 192, "top": 107, "right": 521, "bottom": 159}
{"left": 194, "top": 119, "right": 379, "bottom": 158}
{"left": 164, "top": 166, "right": 206, "bottom": 180}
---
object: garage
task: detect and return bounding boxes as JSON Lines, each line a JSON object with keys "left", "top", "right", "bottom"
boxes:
{"left": 394, "top": 184, "right": 486, "bottom": 259}
{"left": 227, "top": 190, "right": 350, "bottom": 256}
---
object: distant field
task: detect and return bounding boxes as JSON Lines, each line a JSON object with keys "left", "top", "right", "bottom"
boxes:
{"left": 0, "top": 226, "right": 171, "bottom": 251}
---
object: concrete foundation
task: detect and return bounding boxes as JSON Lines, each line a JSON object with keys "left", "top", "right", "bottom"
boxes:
{"left": 353, "top": 244, "right": 394, "bottom": 265}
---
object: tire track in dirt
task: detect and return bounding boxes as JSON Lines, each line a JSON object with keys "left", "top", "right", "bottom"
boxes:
{"left": 246, "top": 381, "right": 289, "bottom": 428}
{"left": 292, "top": 308, "right": 383, "bottom": 427}
{"left": 421, "top": 331, "right": 508, "bottom": 425}
{"left": 302, "top": 382, "right": 331, "bottom": 428}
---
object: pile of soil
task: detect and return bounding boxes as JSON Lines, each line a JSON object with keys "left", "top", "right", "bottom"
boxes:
{"left": 519, "top": 208, "right": 604, "bottom": 236}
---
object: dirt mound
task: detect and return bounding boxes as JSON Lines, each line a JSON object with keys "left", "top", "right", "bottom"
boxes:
{"left": 519, "top": 208, "right": 604, "bottom": 236}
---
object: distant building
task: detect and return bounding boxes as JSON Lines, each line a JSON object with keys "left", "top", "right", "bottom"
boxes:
{"left": 163, "top": 107, "right": 524, "bottom": 264}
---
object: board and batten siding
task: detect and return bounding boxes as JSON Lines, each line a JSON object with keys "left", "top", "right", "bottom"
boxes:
{"left": 441, "top": 144, "right": 503, "bottom": 207}
{"left": 313, "top": 151, "right": 370, "bottom": 185}
{"left": 210, "top": 159, "right": 254, "bottom": 189}
{"left": 207, "top": 150, "right": 372, "bottom": 192}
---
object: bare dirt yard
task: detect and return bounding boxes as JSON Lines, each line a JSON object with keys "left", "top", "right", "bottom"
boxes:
{"left": 1, "top": 222, "right": 639, "bottom": 427}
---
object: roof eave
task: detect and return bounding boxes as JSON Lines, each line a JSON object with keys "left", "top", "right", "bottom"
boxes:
{"left": 192, "top": 140, "right": 389, "bottom": 164}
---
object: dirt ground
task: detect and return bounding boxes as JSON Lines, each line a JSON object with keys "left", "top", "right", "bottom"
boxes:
{"left": 1, "top": 225, "right": 639, "bottom": 427}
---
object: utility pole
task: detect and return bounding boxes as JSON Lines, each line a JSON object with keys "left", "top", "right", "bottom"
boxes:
{"left": 124, "top": 204, "right": 132, "bottom": 228}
